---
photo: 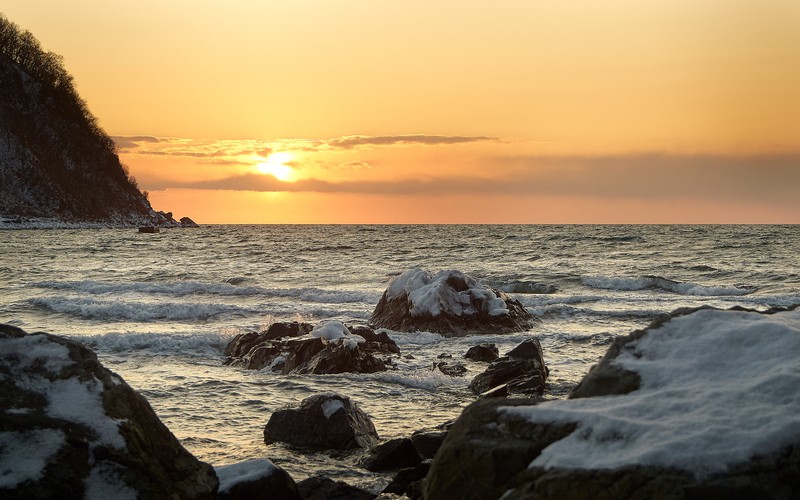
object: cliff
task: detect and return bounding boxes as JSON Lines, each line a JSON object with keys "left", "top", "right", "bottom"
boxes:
{"left": 0, "top": 14, "right": 159, "bottom": 225}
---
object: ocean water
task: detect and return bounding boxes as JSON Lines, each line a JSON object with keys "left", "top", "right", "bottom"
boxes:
{"left": 1, "top": 224, "right": 798, "bottom": 490}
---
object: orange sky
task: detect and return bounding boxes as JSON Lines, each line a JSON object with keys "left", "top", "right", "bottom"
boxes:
{"left": 4, "top": 1, "right": 799, "bottom": 223}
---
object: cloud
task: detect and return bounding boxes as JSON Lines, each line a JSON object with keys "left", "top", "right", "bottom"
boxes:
{"left": 112, "top": 135, "right": 161, "bottom": 149}
{"left": 143, "top": 153, "right": 800, "bottom": 207}
{"left": 113, "top": 134, "right": 498, "bottom": 160}
{"left": 321, "top": 134, "right": 497, "bottom": 150}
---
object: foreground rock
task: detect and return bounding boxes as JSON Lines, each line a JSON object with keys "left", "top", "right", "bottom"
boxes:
{"left": 215, "top": 458, "right": 300, "bottom": 500}
{"left": 296, "top": 476, "right": 374, "bottom": 500}
{"left": 370, "top": 269, "right": 536, "bottom": 336}
{"left": 468, "top": 338, "right": 548, "bottom": 396}
{"left": 263, "top": 393, "right": 379, "bottom": 451}
{"left": 424, "top": 306, "right": 800, "bottom": 499}
{"left": 225, "top": 321, "right": 399, "bottom": 375}
{"left": 361, "top": 438, "right": 422, "bottom": 472}
{"left": 0, "top": 324, "right": 218, "bottom": 499}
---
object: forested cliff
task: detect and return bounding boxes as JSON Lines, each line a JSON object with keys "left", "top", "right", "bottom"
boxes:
{"left": 0, "top": 14, "right": 154, "bottom": 224}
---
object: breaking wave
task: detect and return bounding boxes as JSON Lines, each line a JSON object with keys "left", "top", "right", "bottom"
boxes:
{"left": 29, "top": 297, "right": 253, "bottom": 322}
{"left": 580, "top": 275, "right": 757, "bottom": 296}
{"left": 31, "top": 280, "right": 380, "bottom": 304}
{"left": 79, "top": 331, "right": 228, "bottom": 356}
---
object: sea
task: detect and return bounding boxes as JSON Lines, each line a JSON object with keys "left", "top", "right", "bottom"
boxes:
{"left": 1, "top": 224, "right": 798, "bottom": 491}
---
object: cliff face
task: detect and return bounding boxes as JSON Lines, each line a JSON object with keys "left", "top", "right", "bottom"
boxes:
{"left": 0, "top": 17, "right": 153, "bottom": 224}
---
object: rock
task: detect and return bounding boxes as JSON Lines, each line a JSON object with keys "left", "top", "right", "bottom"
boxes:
{"left": 410, "top": 430, "right": 448, "bottom": 460}
{"left": 263, "top": 393, "right": 379, "bottom": 451}
{"left": 468, "top": 338, "right": 548, "bottom": 396}
{"left": 179, "top": 216, "right": 199, "bottom": 227}
{"left": 362, "top": 438, "right": 422, "bottom": 472}
{"left": 432, "top": 361, "right": 467, "bottom": 377}
{"left": 382, "top": 462, "right": 431, "bottom": 499}
{"left": 424, "top": 306, "right": 800, "bottom": 499}
{"left": 296, "top": 476, "right": 375, "bottom": 500}
{"left": 215, "top": 458, "right": 300, "bottom": 500}
{"left": 464, "top": 343, "right": 499, "bottom": 362}
{"left": 224, "top": 321, "right": 398, "bottom": 374}
{"left": 0, "top": 324, "right": 218, "bottom": 499}
{"left": 422, "top": 398, "right": 569, "bottom": 500}
{"left": 370, "top": 269, "right": 536, "bottom": 336}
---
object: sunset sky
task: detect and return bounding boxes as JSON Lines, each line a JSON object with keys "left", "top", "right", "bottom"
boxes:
{"left": 4, "top": 1, "right": 799, "bottom": 223}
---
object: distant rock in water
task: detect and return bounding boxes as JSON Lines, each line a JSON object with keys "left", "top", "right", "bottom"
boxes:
{"left": 0, "top": 324, "right": 218, "bottom": 498}
{"left": 424, "top": 306, "right": 800, "bottom": 499}
{"left": 224, "top": 321, "right": 399, "bottom": 375}
{"left": 370, "top": 269, "right": 536, "bottom": 336}
{"left": 0, "top": 15, "right": 191, "bottom": 226}
{"left": 263, "top": 393, "right": 379, "bottom": 451}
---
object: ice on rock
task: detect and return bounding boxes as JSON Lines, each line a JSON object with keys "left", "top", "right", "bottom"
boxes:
{"left": 214, "top": 458, "right": 277, "bottom": 494}
{"left": 387, "top": 269, "right": 509, "bottom": 318}
{"left": 311, "top": 321, "right": 365, "bottom": 350}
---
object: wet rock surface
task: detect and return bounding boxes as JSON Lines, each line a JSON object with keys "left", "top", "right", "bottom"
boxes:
{"left": 263, "top": 393, "right": 379, "bottom": 451}
{"left": 468, "top": 338, "right": 549, "bottom": 397}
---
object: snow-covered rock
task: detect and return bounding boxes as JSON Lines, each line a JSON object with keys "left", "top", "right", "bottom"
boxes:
{"left": 214, "top": 458, "right": 300, "bottom": 500}
{"left": 370, "top": 269, "right": 536, "bottom": 336}
{"left": 424, "top": 306, "right": 800, "bottom": 499}
{"left": 0, "top": 324, "right": 218, "bottom": 498}
{"left": 224, "top": 321, "right": 398, "bottom": 375}
{"left": 263, "top": 393, "right": 379, "bottom": 451}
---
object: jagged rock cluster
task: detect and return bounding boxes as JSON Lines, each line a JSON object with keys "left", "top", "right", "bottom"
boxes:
{"left": 224, "top": 321, "right": 400, "bottom": 375}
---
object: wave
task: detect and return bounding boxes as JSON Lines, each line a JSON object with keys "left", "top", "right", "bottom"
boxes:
{"left": 580, "top": 275, "right": 757, "bottom": 296}
{"left": 29, "top": 297, "right": 254, "bottom": 322}
{"left": 370, "top": 369, "right": 463, "bottom": 390}
{"left": 499, "top": 281, "right": 558, "bottom": 294}
{"left": 528, "top": 304, "right": 663, "bottom": 320}
{"left": 31, "top": 280, "right": 381, "bottom": 304}
{"left": 78, "top": 331, "right": 228, "bottom": 356}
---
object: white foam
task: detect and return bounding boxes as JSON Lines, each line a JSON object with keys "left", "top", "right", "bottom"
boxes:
{"left": 503, "top": 308, "right": 800, "bottom": 478}
{"left": 214, "top": 459, "right": 277, "bottom": 494}
{"left": 80, "top": 331, "right": 227, "bottom": 356}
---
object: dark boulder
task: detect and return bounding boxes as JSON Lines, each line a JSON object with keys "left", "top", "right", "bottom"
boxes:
{"left": 468, "top": 338, "right": 548, "bottom": 396}
{"left": 296, "top": 476, "right": 375, "bottom": 500}
{"left": 361, "top": 438, "right": 422, "bottom": 472}
{"left": 432, "top": 361, "right": 468, "bottom": 377}
{"left": 370, "top": 269, "right": 536, "bottom": 336}
{"left": 224, "top": 321, "right": 398, "bottom": 375}
{"left": 464, "top": 343, "right": 499, "bottom": 362}
{"left": 0, "top": 324, "right": 218, "bottom": 499}
{"left": 263, "top": 393, "right": 379, "bottom": 451}
{"left": 215, "top": 458, "right": 300, "bottom": 500}
{"left": 383, "top": 462, "right": 431, "bottom": 500}
{"left": 410, "top": 430, "right": 448, "bottom": 460}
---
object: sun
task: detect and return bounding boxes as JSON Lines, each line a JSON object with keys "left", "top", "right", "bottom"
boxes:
{"left": 256, "top": 152, "right": 295, "bottom": 182}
